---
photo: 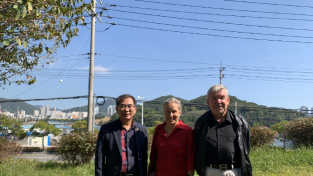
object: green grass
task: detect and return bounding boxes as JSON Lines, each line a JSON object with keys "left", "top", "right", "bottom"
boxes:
{"left": 250, "top": 147, "right": 313, "bottom": 176}
{"left": 1, "top": 147, "right": 313, "bottom": 176}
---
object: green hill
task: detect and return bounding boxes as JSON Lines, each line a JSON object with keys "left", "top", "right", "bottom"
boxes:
{"left": 0, "top": 98, "right": 39, "bottom": 115}
{"left": 131, "top": 95, "right": 306, "bottom": 128}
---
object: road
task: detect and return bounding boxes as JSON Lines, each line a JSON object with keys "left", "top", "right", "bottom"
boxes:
{"left": 14, "top": 153, "right": 58, "bottom": 162}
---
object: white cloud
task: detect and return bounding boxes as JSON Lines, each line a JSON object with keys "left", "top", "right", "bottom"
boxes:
{"left": 76, "top": 65, "right": 112, "bottom": 74}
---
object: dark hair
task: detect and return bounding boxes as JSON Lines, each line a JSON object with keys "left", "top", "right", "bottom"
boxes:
{"left": 116, "top": 94, "right": 137, "bottom": 107}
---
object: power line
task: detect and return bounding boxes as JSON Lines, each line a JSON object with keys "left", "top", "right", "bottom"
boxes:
{"left": 105, "top": 5, "right": 313, "bottom": 22}
{"left": 224, "top": 0, "right": 313, "bottom": 8}
{"left": 130, "top": 0, "right": 313, "bottom": 17}
{"left": 116, "top": 23, "right": 313, "bottom": 44}
{"left": 0, "top": 96, "right": 89, "bottom": 103}
{"left": 106, "top": 9, "right": 313, "bottom": 32}
{"left": 114, "top": 16, "right": 313, "bottom": 39}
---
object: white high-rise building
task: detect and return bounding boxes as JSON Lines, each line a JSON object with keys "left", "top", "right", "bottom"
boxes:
{"left": 300, "top": 106, "right": 309, "bottom": 116}
{"left": 34, "top": 110, "right": 39, "bottom": 117}
{"left": 20, "top": 110, "right": 25, "bottom": 116}
{"left": 46, "top": 106, "right": 50, "bottom": 115}
{"left": 95, "top": 106, "right": 99, "bottom": 115}
{"left": 40, "top": 106, "right": 45, "bottom": 116}
{"left": 107, "top": 105, "right": 116, "bottom": 117}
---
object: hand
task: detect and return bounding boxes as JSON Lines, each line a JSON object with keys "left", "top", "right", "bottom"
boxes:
{"left": 223, "top": 170, "right": 235, "bottom": 176}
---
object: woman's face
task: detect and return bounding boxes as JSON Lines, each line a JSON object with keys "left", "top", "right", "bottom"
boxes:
{"left": 163, "top": 102, "right": 181, "bottom": 126}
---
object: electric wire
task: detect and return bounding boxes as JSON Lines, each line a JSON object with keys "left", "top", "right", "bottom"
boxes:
{"left": 223, "top": 0, "right": 313, "bottom": 8}
{"left": 102, "top": 9, "right": 313, "bottom": 32}
{"left": 113, "top": 16, "right": 313, "bottom": 39}
{"left": 105, "top": 5, "right": 313, "bottom": 22}
{"left": 116, "top": 23, "right": 313, "bottom": 44}
{"left": 130, "top": 0, "right": 313, "bottom": 17}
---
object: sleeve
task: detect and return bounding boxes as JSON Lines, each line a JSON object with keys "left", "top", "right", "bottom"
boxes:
{"left": 95, "top": 126, "right": 106, "bottom": 176}
{"left": 143, "top": 127, "right": 148, "bottom": 175}
{"left": 186, "top": 128, "right": 196, "bottom": 171}
{"left": 247, "top": 125, "right": 251, "bottom": 155}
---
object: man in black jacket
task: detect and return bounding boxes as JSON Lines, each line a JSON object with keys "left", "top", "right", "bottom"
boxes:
{"left": 95, "top": 94, "right": 148, "bottom": 176}
{"left": 194, "top": 85, "right": 252, "bottom": 176}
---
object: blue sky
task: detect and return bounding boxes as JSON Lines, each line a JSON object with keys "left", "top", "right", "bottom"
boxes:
{"left": 1, "top": 0, "right": 313, "bottom": 110}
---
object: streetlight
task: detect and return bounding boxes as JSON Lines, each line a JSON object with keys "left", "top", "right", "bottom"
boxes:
{"left": 138, "top": 96, "right": 145, "bottom": 125}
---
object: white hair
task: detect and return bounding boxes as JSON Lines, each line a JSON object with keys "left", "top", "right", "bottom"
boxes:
{"left": 163, "top": 97, "right": 182, "bottom": 111}
{"left": 207, "top": 85, "right": 229, "bottom": 99}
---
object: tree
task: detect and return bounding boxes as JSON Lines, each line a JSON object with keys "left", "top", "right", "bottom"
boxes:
{"left": 29, "top": 121, "right": 60, "bottom": 136}
{"left": 0, "top": 115, "right": 26, "bottom": 138}
{"left": 270, "top": 121, "right": 289, "bottom": 149}
{"left": 0, "top": 0, "right": 91, "bottom": 86}
{"left": 29, "top": 121, "right": 61, "bottom": 150}
{"left": 72, "top": 121, "right": 99, "bottom": 133}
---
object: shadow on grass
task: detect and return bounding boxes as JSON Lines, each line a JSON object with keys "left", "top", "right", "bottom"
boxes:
{"left": 36, "top": 161, "right": 78, "bottom": 170}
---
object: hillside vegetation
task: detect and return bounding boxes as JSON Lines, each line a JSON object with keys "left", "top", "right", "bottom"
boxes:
{"left": 109, "top": 95, "right": 305, "bottom": 128}
{"left": 0, "top": 98, "right": 39, "bottom": 115}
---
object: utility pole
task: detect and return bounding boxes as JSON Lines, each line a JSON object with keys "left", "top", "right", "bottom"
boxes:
{"left": 235, "top": 101, "right": 237, "bottom": 114}
{"left": 219, "top": 61, "right": 225, "bottom": 85}
{"left": 87, "top": 0, "right": 96, "bottom": 132}
{"left": 138, "top": 96, "right": 145, "bottom": 125}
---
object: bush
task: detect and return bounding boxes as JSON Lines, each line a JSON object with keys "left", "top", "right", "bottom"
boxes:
{"left": 57, "top": 132, "right": 97, "bottom": 165}
{"left": 250, "top": 125, "right": 278, "bottom": 147}
{"left": 21, "top": 147, "right": 41, "bottom": 152}
{"left": 0, "top": 138, "right": 20, "bottom": 163}
{"left": 285, "top": 117, "right": 313, "bottom": 148}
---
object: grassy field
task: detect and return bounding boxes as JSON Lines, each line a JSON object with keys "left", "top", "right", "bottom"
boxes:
{"left": 1, "top": 147, "right": 313, "bottom": 176}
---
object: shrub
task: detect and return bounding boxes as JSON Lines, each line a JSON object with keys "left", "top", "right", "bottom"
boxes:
{"left": 285, "top": 117, "right": 313, "bottom": 148}
{"left": 57, "top": 132, "right": 97, "bottom": 165}
{"left": 0, "top": 138, "right": 20, "bottom": 163}
{"left": 270, "top": 121, "right": 289, "bottom": 149}
{"left": 250, "top": 125, "right": 278, "bottom": 148}
{"left": 21, "top": 147, "right": 41, "bottom": 152}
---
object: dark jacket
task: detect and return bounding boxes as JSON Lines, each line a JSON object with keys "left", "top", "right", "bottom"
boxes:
{"left": 194, "top": 110, "right": 252, "bottom": 176}
{"left": 95, "top": 119, "right": 148, "bottom": 176}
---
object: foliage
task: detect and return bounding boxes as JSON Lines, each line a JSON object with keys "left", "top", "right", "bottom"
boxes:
{"left": 250, "top": 125, "right": 278, "bottom": 147}
{"left": 0, "top": 115, "right": 25, "bottom": 138}
{"left": 190, "top": 95, "right": 306, "bottom": 127}
{"left": 0, "top": 138, "right": 20, "bottom": 163}
{"left": 285, "top": 117, "right": 313, "bottom": 148}
{"left": 56, "top": 132, "right": 97, "bottom": 165}
{"left": 29, "top": 121, "right": 61, "bottom": 136}
{"left": 0, "top": 0, "right": 91, "bottom": 86}
{"left": 270, "top": 121, "right": 289, "bottom": 149}
{"left": 72, "top": 121, "right": 99, "bottom": 133}
{"left": 0, "top": 98, "right": 39, "bottom": 115}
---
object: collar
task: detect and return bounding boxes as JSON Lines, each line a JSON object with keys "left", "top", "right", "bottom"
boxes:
{"left": 162, "top": 119, "right": 187, "bottom": 129}
{"left": 119, "top": 119, "right": 136, "bottom": 129}
{"left": 208, "top": 110, "right": 232, "bottom": 124}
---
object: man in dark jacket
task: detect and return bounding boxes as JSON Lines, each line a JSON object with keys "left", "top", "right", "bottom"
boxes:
{"left": 95, "top": 94, "right": 148, "bottom": 176}
{"left": 194, "top": 85, "right": 252, "bottom": 176}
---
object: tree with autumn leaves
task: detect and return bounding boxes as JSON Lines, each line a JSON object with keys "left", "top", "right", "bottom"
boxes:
{"left": 0, "top": 0, "right": 91, "bottom": 86}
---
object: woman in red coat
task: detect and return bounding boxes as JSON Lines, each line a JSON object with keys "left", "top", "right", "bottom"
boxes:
{"left": 148, "top": 98, "right": 195, "bottom": 176}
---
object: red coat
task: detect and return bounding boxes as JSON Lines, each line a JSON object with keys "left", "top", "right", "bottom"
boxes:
{"left": 150, "top": 120, "right": 195, "bottom": 176}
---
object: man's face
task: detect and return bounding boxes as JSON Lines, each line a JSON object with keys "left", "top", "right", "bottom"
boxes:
{"left": 163, "top": 102, "right": 181, "bottom": 126}
{"left": 207, "top": 89, "right": 230, "bottom": 116}
{"left": 116, "top": 97, "right": 137, "bottom": 121}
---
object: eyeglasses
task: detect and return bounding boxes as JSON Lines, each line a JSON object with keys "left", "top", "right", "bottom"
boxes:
{"left": 119, "top": 104, "right": 135, "bottom": 110}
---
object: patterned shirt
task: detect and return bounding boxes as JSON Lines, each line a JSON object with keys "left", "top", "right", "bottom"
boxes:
{"left": 120, "top": 120, "right": 136, "bottom": 173}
